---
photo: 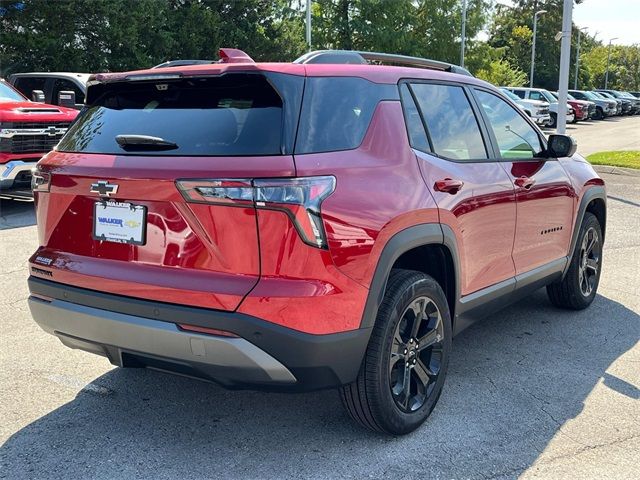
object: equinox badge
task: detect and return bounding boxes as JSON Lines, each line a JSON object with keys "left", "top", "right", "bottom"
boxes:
{"left": 90, "top": 180, "right": 119, "bottom": 197}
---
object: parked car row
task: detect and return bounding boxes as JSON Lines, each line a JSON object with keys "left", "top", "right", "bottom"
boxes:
{"left": 500, "top": 86, "right": 640, "bottom": 129}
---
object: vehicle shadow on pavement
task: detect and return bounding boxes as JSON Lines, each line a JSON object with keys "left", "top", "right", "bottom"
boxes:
{"left": 0, "top": 200, "right": 36, "bottom": 230}
{"left": 1, "top": 291, "right": 638, "bottom": 479}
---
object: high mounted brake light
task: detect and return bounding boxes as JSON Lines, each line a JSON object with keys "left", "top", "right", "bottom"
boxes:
{"left": 125, "top": 73, "right": 183, "bottom": 82}
{"left": 176, "top": 176, "right": 336, "bottom": 249}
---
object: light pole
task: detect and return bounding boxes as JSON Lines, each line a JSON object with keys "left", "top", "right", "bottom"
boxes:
{"left": 306, "top": 0, "right": 312, "bottom": 50}
{"left": 460, "top": 0, "right": 467, "bottom": 67}
{"left": 573, "top": 27, "right": 588, "bottom": 90}
{"left": 604, "top": 37, "right": 618, "bottom": 89}
{"left": 556, "top": 0, "right": 573, "bottom": 135}
{"left": 530, "top": 9, "right": 547, "bottom": 88}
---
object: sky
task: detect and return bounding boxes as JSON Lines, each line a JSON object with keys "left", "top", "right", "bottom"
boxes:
{"left": 493, "top": 0, "right": 640, "bottom": 46}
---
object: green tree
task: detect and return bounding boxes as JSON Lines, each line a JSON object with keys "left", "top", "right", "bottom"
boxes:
{"left": 476, "top": 58, "right": 528, "bottom": 86}
{"left": 311, "top": 0, "right": 491, "bottom": 64}
{"left": 0, "top": 0, "right": 307, "bottom": 74}
{"left": 582, "top": 44, "right": 640, "bottom": 91}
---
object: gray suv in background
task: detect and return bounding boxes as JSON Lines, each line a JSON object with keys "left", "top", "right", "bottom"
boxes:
{"left": 596, "top": 89, "right": 640, "bottom": 115}
{"left": 569, "top": 90, "right": 617, "bottom": 119}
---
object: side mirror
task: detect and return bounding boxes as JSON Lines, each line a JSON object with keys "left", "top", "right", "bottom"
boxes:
{"left": 31, "top": 90, "right": 45, "bottom": 102}
{"left": 57, "top": 90, "right": 76, "bottom": 108}
{"left": 547, "top": 134, "right": 577, "bottom": 158}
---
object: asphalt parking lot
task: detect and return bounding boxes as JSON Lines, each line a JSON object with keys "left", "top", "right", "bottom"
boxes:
{"left": 1, "top": 117, "right": 639, "bottom": 479}
{"left": 553, "top": 115, "right": 640, "bottom": 156}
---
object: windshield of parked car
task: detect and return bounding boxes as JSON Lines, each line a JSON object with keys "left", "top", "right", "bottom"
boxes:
{"left": 580, "top": 91, "right": 599, "bottom": 101}
{"left": 500, "top": 89, "right": 521, "bottom": 102}
{"left": 597, "top": 91, "right": 615, "bottom": 99}
{"left": 539, "top": 89, "right": 557, "bottom": 103}
{"left": 0, "top": 81, "right": 27, "bottom": 102}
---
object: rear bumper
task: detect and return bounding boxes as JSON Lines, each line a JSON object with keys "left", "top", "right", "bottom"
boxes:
{"left": 27, "top": 277, "right": 371, "bottom": 391}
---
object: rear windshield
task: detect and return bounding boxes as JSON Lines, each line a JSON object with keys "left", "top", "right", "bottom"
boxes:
{"left": 58, "top": 74, "right": 284, "bottom": 156}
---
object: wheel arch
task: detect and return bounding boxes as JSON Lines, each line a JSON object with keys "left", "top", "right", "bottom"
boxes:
{"left": 564, "top": 185, "right": 607, "bottom": 277}
{"left": 359, "top": 224, "right": 460, "bottom": 330}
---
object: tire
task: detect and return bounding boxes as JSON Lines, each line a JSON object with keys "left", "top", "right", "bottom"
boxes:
{"left": 547, "top": 212, "right": 603, "bottom": 310}
{"left": 548, "top": 112, "right": 557, "bottom": 128}
{"left": 340, "top": 269, "right": 452, "bottom": 435}
{"left": 594, "top": 107, "right": 604, "bottom": 120}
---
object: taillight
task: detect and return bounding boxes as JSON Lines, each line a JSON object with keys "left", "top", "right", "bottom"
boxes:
{"left": 31, "top": 167, "right": 51, "bottom": 192}
{"left": 176, "top": 176, "right": 336, "bottom": 249}
{"left": 176, "top": 179, "right": 253, "bottom": 206}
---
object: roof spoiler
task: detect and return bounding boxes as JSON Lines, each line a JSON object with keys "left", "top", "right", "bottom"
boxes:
{"left": 151, "top": 49, "right": 255, "bottom": 69}
{"left": 218, "top": 48, "right": 255, "bottom": 64}
{"left": 294, "top": 50, "right": 473, "bottom": 77}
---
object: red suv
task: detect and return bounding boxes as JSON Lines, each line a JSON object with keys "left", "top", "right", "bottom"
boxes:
{"left": 27, "top": 49, "right": 606, "bottom": 435}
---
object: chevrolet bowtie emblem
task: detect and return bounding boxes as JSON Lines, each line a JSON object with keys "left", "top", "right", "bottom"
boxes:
{"left": 90, "top": 180, "right": 119, "bottom": 197}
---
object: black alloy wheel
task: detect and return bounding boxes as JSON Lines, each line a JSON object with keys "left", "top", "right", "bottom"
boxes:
{"left": 389, "top": 296, "right": 444, "bottom": 413}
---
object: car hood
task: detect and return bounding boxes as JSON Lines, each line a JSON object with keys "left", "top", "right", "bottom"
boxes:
{"left": 570, "top": 99, "right": 593, "bottom": 107}
{"left": 522, "top": 99, "right": 549, "bottom": 107}
{"left": 0, "top": 101, "right": 79, "bottom": 123}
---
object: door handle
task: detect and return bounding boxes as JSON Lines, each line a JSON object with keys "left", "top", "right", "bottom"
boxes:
{"left": 434, "top": 178, "right": 464, "bottom": 194}
{"left": 515, "top": 176, "right": 536, "bottom": 189}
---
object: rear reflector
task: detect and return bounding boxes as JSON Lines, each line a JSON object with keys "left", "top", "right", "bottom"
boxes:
{"left": 177, "top": 324, "right": 239, "bottom": 337}
{"left": 176, "top": 176, "right": 336, "bottom": 249}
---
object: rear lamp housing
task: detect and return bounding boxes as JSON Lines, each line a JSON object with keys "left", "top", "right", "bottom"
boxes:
{"left": 176, "top": 176, "right": 336, "bottom": 249}
{"left": 31, "top": 167, "right": 51, "bottom": 192}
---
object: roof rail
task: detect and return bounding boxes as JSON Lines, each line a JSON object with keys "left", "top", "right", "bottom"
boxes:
{"left": 152, "top": 60, "right": 215, "bottom": 69}
{"left": 294, "top": 50, "right": 473, "bottom": 77}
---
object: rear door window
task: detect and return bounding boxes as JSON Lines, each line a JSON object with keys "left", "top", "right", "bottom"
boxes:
{"left": 58, "top": 74, "right": 286, "bottom": 156}
{"left": 410, "top": 83, "right": 487, "bottom": 161}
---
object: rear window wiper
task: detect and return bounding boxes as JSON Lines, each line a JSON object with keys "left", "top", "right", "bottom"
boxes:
{"left": 115, "top": 134, "right": 178, "bottom": 151}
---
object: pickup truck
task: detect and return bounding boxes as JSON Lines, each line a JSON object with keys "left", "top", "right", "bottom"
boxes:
{"left": 504, "top": 87, "right": 575, "bottom": 128}
{"left": 0, "top": 79, "right": 78, "bottom": 199}
{"left": 9, "top": 72, "right": 89, "bottom": 110}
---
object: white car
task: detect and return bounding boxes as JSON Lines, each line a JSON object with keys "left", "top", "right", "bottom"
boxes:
{"left": 503, "top": 87, "right": 575, "bottom": 128}
{"left": 500, "top": 88, "right": 551, "bottom": 126}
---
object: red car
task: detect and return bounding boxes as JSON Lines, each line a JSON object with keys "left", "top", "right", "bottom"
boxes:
{"left": 552, "top": 91, "right": 595, "bottom": 122}
{"left": 0, "top": 79, "right": 78, "bottom": 198}
{"left": 27, "top": 49, "right": 606, "bottom": 435}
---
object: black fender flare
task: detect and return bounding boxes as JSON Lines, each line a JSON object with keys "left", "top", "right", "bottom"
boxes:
{"left": 359, "top": 223, "right": 460, "bottom": 329}
{"left": 564, "top": 185, "right": 607, "bottom": 276}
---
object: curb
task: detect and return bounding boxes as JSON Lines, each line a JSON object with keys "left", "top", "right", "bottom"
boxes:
{"left": 593, "top": 165, "right": 640, "bottom": 177}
